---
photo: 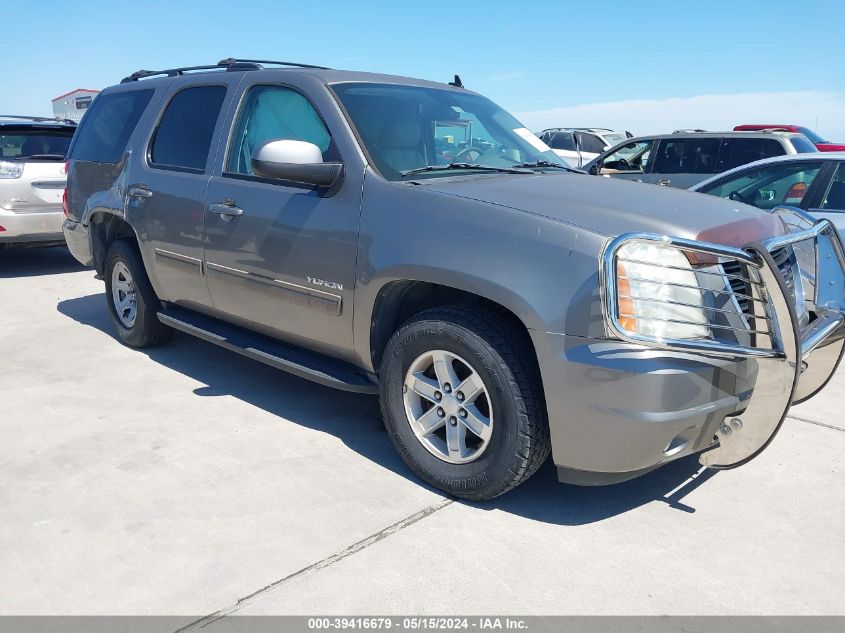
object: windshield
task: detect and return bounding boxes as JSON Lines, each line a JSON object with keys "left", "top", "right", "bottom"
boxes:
{"left": 602, "top": 133, "right": 627, "bottom": 147}
{"left": 0, "top": 128, "right": 74, "bottom": 160}
{"left": 331, "top": 83, "right": 565, "bottom": 179}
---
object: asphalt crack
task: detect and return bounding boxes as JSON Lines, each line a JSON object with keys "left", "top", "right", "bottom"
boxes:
{"left": 788, "top": 414, "right": 845, "bottom": 433}
{"left": 174, "top": 497, "right": 453, "bottom": 631}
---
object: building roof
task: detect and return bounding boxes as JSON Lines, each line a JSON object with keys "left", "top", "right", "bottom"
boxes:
{"left": 51, "top": 88, "right": 100, "bottom": 102}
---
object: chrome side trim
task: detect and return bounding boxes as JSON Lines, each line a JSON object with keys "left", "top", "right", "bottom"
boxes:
{"left": 205, "top": 262, "right": 342, "bottom": 316}
{"left": 154, "top": 248, "right": 203, "bottom": 275}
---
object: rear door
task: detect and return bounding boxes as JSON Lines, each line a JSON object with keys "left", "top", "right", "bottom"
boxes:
{"left": 649, "top": 136, "right": 721, "bottom": 188}
{"left": 202, "top": 78, "right": 362, "bottom": 359}
{"left": 126, "top": 76, "right": 241, "bottom": 310}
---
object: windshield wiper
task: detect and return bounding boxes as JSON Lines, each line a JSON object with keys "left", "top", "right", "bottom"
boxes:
{"left": 512, "top": 160, "right": 582, "bottom": 173}
{"left": 400, "top": 162, "right": 532, "bottom": 178}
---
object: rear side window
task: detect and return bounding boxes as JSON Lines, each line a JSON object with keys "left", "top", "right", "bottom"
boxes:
{"left": 716, "top": 138, "right": 785, "bottom": 171}
{"left": 652, "top": 138, "right": 720, "bottom": 174}
{"left": 548, "top": 132, "right": 576, "bottom": 151}
{"left": 150, "top": 86, "right": 227, "bottom": 172}
{"left": 69, "top": 89, "right": 153, "bottom": 163}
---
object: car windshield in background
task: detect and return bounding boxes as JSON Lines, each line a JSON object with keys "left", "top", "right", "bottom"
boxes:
{"left": 796, "top": 126, "right": 827, "bottom": 144}
{"left": 0, "top": 129, "right": 74, "bottom": 160}
{"left": 790, "top": 135, "right": 819, "bottom": 154}
{"left": 330, "top": 82, "right": 566, "bottom": 179}
{"left": 603, "top": 133, "right": 627, "bottom": 147}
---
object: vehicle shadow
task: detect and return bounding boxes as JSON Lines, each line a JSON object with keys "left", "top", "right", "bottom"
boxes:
{"left": 57, "top": 292, "right": 718, "bottom": 526}
{"left": 0, "top": 245, "right": 86, "bottom": 278}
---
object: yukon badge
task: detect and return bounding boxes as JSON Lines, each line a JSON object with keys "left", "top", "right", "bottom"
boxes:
{"left": 307, "top": 276, "right": 343, "bottom": 291}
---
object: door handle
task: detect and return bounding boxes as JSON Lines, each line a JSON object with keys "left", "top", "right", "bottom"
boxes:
{"left": 128, "top": 187, "right": 153, "bottom": 198}
{"left": 657, "top": 179, "right": 671, "bottom": 186}
{"left": 209, "top": 202, "right": 244, "bottom": 217}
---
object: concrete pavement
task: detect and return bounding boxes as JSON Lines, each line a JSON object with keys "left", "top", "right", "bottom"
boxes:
{"left": 1, "top": 247, "right": 843, "bottom": 618}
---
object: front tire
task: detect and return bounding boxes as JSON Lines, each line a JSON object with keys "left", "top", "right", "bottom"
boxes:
{"left": 104, "top": 240, "right": 172, "bottom": 348}
{"left": 379, "top": 306, "right": 550, "bottom": 500}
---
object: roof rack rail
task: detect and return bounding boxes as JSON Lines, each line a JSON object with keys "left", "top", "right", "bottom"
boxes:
{"left": 217, "top": 58, "right": 331, "bottom": 70}
{"left": 121, "top": 58, "right": 331, "bottom": 83}
{"left": 0, "top": 114, "right": 77, "bottom": 125}
{"left": 672, "top": 128, "right": 709, "bottom": 133}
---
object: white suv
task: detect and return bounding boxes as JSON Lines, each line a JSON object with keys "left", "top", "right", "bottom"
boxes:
{"left": 0, "top": 116, "right": 76, "bottom": 248}
{"left": 537, "top": 128, "right": 631, "bottom": 167}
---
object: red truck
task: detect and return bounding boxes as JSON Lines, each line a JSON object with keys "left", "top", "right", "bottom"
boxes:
{"left": 733, "top": 124, "right": 845, "bottom": 151}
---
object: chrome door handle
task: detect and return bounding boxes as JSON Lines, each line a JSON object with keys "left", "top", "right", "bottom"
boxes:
{"left": 657, "top": 179, "right": 671, "bottom": 186}
{"left": 209, "top": 202, "right": 244, "bottom": 217}
{"left": 128, "top": 187, "right": 153, "bottom": 198}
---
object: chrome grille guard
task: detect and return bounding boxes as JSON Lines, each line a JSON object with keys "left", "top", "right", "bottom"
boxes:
{"left": 601, "top": 218, "right": 845, "bottom": 469}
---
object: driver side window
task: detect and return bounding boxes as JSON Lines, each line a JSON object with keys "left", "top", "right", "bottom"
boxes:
{"left": 226, "top": 85, "right": 332, "bottom": 176}
{"left": 600, "top": 140, "right": 653, "bottom": 173}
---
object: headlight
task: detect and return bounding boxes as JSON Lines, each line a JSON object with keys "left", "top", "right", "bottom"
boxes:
{"left": 0, "top": 161, "right": 23, "bottom": 179}
{"left": 615, "top": 241, "right": 709, "bottom": 340}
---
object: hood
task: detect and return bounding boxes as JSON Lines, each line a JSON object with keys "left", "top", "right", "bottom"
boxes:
{"left": 419, "top": 172, "right": 786, "bottom": 244}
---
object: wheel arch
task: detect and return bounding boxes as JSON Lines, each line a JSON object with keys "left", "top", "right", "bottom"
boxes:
{"left": 367, "top": 276, "right": 541, "bottom": 376}
{"left": 88, "top": 211, "right": 140, "bottom": 275}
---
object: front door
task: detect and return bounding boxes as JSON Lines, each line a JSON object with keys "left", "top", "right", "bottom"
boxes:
{"left": 596, "top": 139, "right": 655, "bottom": 183}
{"left": 203, "top": 81, "right": 361, "bottom": 359}
{"left": 126, "top": 77, "right": 239, "bottom": 310}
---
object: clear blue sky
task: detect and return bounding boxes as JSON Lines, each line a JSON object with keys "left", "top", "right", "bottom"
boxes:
{"left": 3, "top": 0, "right": 844, "bottom": 136}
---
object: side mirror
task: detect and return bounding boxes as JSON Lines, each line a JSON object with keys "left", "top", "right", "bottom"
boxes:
{"left": 588, "top": 163, "right": 599, "bottom": 176}
{"left": 251, "top": 139, "right": 343, "bottom": 188}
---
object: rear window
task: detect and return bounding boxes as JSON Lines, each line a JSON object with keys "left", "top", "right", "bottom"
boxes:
{"left": 69, "top": 89, "right": 153, "bottom": 163}
{"left": 149, "top": 86, "right": 227, "bottom": 172}
{"left": 0, "top": 128, "right": 74, "bottom": 160}
{"left": 789, "top": 135, "right": 818, "bottom": 154}
{"left": 716, "top": 138, "right": 785, "bottom": 171}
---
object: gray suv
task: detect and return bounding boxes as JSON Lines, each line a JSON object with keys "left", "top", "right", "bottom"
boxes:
{"left": 583, "top": 130, "right": 818, "bottom": 189}
{"left": 63, "top": 59, "right": 845, "bottom": 500}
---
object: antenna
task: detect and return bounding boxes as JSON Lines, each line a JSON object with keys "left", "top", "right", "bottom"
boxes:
{"left": 448, "top": 75, "right": 464, "bottom": 89}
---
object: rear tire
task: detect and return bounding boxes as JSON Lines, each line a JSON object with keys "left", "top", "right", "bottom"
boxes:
{"left": 104, "top": 240, "right": 172, "bottom": 348}
{"left": 379, "top": 305, "right": 550, "bottom": 500}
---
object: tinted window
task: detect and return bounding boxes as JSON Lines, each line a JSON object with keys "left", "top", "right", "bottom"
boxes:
{"left": 548, "top": 132, "right": 576, "bottom": 151}
{"left": 227, "top": 85, "right": 332, "bottom": 176}
{"left": 796, "top": 126, "right": 826, "bottom": 144}
{"left": 150, "top": 86, "right": 226, "bottom": 171}
{"left": 653, "top": 138, "right": 720, "bottom": 174}
{"left": 0, "top": 129, "right": 74, "bottom": 159}
{"left": 716, "top": 138, "right": 785, "bottom": 171}
{"left": 699, "top": 161, "right": 823, "bottom": 210}
{"left": 790, "top": 135, "right": 817, "bottom": 154}
{"left": 331, "top": 82, "right": 564, "bottom": 179}
{"left": 577, "top": 132, "right": 606, "bottom": 154}
{"left": 820, "top": 163, "right": 845, "bottom": 211}
{"left": 69, "top": 89, "right": 153, "bottom": 163}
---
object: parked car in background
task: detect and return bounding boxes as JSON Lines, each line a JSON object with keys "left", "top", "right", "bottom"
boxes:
{"left": 583, "top": 130, "right": 818, "bottom": 189}
{"left": 63, "top": 58, "right": 845, "bottom": 500}
{"left": 734, "top": 124, "right": 845, "bottom": 152}
{"left": 537, "top": 128, "right": 630, "bottom": 167}
{"left": 691, "top": 152, "right": 845, "bottom": 236}
{"left": 0, "top": 115, "right": 76, "bottom": 249}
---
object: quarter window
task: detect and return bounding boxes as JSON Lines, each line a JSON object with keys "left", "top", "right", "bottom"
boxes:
{"left": 69, "top": 89, "right": 153, "bottom": 164}
{"left": 226, "top": 85, "right": 332, "bottom": 176}
{"left": 150, "top": 86, "right": 227, "bottom": 172}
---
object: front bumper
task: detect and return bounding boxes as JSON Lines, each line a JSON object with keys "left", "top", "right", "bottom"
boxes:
{"left": 537, "top": 217, "right": 845, "bottom": 483}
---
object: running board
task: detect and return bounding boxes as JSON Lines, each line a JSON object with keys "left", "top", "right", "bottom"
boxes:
{"left": 157, "top": 306, "right": 378, "bottom": 394}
